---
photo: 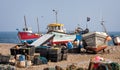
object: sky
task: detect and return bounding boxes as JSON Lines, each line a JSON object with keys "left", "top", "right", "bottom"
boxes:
{"left": 0, "top": 0, "right": 120, "bottom": 32}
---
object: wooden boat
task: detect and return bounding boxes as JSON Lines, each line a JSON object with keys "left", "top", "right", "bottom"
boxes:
{"left": 17, "top": 16, "right": 41, "bottom": 44}
{"left": 82, "top": 32, "right": 109, "bottom": 53}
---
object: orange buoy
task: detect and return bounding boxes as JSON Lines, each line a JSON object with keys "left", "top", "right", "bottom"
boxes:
{"left": 106, "top": 36, "right": 112, "bottom": 41}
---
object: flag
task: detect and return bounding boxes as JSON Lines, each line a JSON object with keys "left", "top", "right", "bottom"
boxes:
{"left": 87, "top": 17, "right": 90, "bottom": 22}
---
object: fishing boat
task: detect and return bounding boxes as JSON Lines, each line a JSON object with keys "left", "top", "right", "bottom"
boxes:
{"left": 46, "top": 10, "right": 77, "bottom": 45}
{"left": 47, "top": 23, "right": 76, "bottom": 45}
{"left": 82, "top": 32, "right": 109, "bottom": 53}
{"left": 113, "top": 36, "right": 120, "bottom": 45}
{"left": 17, "top": 16, "right": 41, "bottom": 44}
{"left": 82, "top": 18, "right": 111, "bottom": 53}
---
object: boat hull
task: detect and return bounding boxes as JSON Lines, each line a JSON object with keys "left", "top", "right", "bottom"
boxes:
{"left": 49, "top": 32, "right": 76, "bottom": 45}
{"left": 18, "top": 32, "right": 40, "bottom": 44}
{"left": 113, "top": 36, "right": 120, "bottom": 45}
{"left": 85, "top": 45, "right": 107, "bottom": 53}
{"left": 82, "top": 32, "right": 108, "bottom": 53}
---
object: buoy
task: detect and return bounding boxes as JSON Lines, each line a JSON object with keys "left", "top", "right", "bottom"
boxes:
{"left": 19, "top": 55, "right": 25, "bottom": 61}
{"left": 105, "top": 36, "right": 112, "bottom": 41}
{"left": 15, "top": 45, "right": 19, "bottom": 49}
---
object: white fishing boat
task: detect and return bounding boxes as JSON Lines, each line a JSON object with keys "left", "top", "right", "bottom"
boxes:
{"left": 113, "top": 36, "right": 120, "bottom": 45}
{"left": 82, "top": 32, "right": 110, "bottom": 53}
{"left": 46, "top": 10, "right": 76, "bottom": 45}
{"left": 47, "top": 23, "right": 76, "bottom": 45}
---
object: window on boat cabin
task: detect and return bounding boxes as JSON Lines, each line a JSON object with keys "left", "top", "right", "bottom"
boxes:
{"left": 23, "top": 28, "right": 28, "bottom": 31}
{"left": 58, "top": 26, "right": 60, "bottom": 30}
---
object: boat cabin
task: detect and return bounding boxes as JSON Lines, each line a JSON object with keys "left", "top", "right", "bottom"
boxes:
{"left": 47, "top": 23, "right": 66, "bottom": 33}
{"left": 23, "top": 27, "right": 32, "bottom": 33}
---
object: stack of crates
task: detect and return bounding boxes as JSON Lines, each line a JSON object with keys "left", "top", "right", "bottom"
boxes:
{"left": 48, "top": 48, "right": 62, "bottom": 62}
{"left": 10, "top": 44, "right": 23, "bottom": 55}
{"left": 35, "top": 46, "right": 49, "bottom": 59}
{"left": 10, "top": 44, "right": 35, "bottom": 60}
{"left": 0, "top": 55, "right": 10, "bottom": 64}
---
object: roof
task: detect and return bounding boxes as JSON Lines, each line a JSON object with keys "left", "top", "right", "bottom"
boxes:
{"left": 48, "top": 23, "right": 64, "bottom": 27}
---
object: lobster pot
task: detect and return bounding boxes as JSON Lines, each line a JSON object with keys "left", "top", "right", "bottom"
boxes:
{"left": 10, "top": 44, "right": 35, "bottom": 56}
{"left": 48, "top": 53, "right": 62, "bottom": 62}
{"left": 19, "top": 47, "right": 35, "bottom": 56}
{"left": 0, "top": 55, "right": 10, "bottom": 64}
{"left": 82, "top": 32, "right": 108, "bottom": 48}
{"left": 10, "top": 48, "right": 20, "bottom": 55}
{"left": 68, "top": 47, "right": 80, "bottom": 53}
{"left": 35, "top": 46, "right": 49, "bottom": 58}
{"left": 19, "top": 55, "right": 25, "bottom": 61}
{"left": 10, "top": 44, "right": 24, "bottom": 55}
{"left": 0, "top": 65, "right": 15, "bottom": 70}
{"left": 35, "top": 46, "right": 48, "bottom": 53}
{"left": 61, "top": 48, "right": 68, "bottom": 54}
{"left": 48, "top": 48, "right": 61, "bottom": 54}
{"left": 88, "top": 61, "right": 120, "bottom": 70}
{"left": 61, "top": 53, "right": 67, "bottom": 60}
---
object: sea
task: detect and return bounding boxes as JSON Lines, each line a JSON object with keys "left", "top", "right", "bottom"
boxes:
{"left": 0, "top": 31, "right": 120, "bottom": 46}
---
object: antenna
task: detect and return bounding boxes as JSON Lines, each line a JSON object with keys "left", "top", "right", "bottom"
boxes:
{"left": 101, "top": 17, "right": 107, "bottom": 34}
{"left": 37, "top": 17, "right": 40, "bottom": 34}
{"left": 53, "top": 9, "right": 58, "bottom": 23}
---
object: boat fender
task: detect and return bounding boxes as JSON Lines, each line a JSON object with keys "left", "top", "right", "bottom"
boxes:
{"left": 105, "top": 36, "right": 112, "bottom": 41}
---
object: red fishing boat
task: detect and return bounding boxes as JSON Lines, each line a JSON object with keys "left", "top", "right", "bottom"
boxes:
{"left": 17, "top": 16, "right": 41, "bottom": 44}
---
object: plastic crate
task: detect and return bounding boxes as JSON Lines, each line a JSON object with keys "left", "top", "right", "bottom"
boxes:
{"left": 48, "top": 48, "right": 61, "bottom": 54}
{"left": 48, "top": 53, "right": 62, "bottom": 62}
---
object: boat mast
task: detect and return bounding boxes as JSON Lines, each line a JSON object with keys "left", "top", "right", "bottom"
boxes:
{"left": 101, "top": 18, "right": 107, "bottom": 34}
{"left": 37, "top": 17, "right": 40, "bottom": 34}
{"left": 53, "top": 9, "right": 58, "bottom": 23}
{"left": 24, "top": 16, "right": 27, "bottom": 31}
